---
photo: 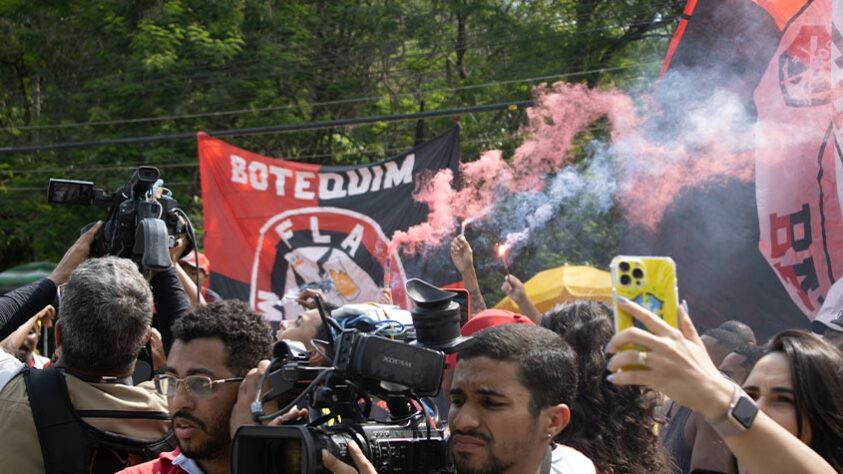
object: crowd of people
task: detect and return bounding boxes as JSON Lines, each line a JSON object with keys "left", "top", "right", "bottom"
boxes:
{"left": 0, "top": 225, "right": 841, "bottom": 474}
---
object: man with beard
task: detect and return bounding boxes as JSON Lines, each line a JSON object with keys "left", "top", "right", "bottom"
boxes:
{"left": 324, "top": 324, "right": 596, "bottom": 474}
{"left": 119, "top": 300, "right": 272, "bottom": 474}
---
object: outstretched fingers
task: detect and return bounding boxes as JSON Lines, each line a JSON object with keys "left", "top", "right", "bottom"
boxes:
{"left": 678, "top": 301, "right": 703, "bottom": 346}
{"left": 617, "top": 298, "right": 675, "bottom": 337}
{"left": 606, "top": 327, "right": 671, "bottom": 355}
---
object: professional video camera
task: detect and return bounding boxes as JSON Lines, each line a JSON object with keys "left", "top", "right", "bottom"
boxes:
{"left": 231, "top": 278, "right": 465, "bottom": 474}
{"left": 47, "top": 166, "right": 192, "bottom": 270}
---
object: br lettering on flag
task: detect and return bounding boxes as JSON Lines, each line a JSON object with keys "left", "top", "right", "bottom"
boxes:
{"left": 756, "top": 0, "right": 842, "bottom": 318}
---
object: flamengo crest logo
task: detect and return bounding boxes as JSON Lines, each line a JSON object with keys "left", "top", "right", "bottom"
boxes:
{"left": 779, "top": 25, "right": 832, "bottom": 107}
{"left": 249, "top": 207, "right": 408, "bottom": 321}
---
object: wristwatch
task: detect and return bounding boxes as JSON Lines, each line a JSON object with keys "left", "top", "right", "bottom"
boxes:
{"left": 706, "top": 382, "right": 759, "bottom": 438}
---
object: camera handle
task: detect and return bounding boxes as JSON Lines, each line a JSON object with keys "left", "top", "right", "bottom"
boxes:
{"left": 135, "top": 219, "right": 170, "bottom": 270}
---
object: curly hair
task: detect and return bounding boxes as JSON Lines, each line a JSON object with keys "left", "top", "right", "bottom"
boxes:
{"left": 542, "top": 301, "right": 670, "bottom": 474}
{"left": 171, "top": 300, "right": 272, "bottom": 376}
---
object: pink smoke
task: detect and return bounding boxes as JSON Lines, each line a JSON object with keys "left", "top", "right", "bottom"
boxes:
{"left": 391, "top": 82, "right": 635, "bottom": 254}
{"left": 513, "top": 82, "right": 635, "bottom": 191}
{"left": 390, "top": 80, "right": 757, "bottom": 254}
{"left": 613, "top": 93, "right": 756, "bottom": 229}
{"left": 390, "top": 169, "right": 457, "bottom": 254}
{"left": 616, "top": 141, "right": 754, "bottom": 229}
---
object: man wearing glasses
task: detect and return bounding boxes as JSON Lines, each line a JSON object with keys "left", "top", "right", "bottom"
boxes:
{"left": 120, "top": 300, "right": 272, "bottom": 474}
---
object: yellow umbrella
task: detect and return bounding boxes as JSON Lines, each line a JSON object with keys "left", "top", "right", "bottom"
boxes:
{"left": 495, "top": 264, "right": 612, "bottom": 314}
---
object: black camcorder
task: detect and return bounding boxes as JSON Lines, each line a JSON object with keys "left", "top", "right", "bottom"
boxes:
{"left": 231, "top": 278, "right": 465, "bottom": 473}
{"left": 47, "top": 166, "right": 191, "bottom": 270}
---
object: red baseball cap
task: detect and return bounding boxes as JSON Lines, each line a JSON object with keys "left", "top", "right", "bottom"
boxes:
{"left": 179, "top": 251, "right": 210, "bottom": 274}
{"left": 445, "top": 309, "right": 534, "bottom": 367}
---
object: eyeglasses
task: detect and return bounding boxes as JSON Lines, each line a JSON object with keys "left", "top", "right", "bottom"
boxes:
{"left": 154, "top": 374, "right": 244, "bottom": 397}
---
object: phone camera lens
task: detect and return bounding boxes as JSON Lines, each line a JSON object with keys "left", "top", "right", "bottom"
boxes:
{"left": 620, "top": 274, "right": 632, "bottom": 286}
{"left": 619, "top": 262, "right": 630, "bottom": 272}
{"left": 632, "top": 268, "right": 644, "bottom": 279}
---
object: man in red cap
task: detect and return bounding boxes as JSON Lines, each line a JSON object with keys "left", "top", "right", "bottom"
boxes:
{"left": 179, "top": 251, "right": 221, "bottom": 303}
{"left": 443, "top": 308, "right": 535, "bottom": 371}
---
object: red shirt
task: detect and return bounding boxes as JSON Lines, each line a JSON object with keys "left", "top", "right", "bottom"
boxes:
{"left": 116, "top": 450, "right": 188, "bottom": 474}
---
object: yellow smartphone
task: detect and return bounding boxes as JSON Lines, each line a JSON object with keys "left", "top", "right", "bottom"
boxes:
{"left": 611, "top": 256, "right": 679, "bottom": 336}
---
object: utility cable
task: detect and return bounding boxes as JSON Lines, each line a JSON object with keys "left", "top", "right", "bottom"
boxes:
{"left": 0, "top": 99, "right": 534, "bottom": 154}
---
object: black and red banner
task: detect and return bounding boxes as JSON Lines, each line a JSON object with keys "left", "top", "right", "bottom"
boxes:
{"left": 635, "top": 0, "right": 838, "bottom": 337}
{"left": 198, "top": 127, "right": 460, "bottom": 321}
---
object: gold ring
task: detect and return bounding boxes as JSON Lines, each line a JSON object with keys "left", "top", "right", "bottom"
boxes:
{"left": 637, "top": 351, "right": 648, "bottom": 366}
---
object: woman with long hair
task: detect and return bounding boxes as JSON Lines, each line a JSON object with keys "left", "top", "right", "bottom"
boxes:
{"left": 741, "top": 330, "right": 843, "bottom": 471}
{"left": 542, "top": 301, "right": 671, "bottom": 473}
{"left": 606, "top": 299, "right": 840, "bottom": 474}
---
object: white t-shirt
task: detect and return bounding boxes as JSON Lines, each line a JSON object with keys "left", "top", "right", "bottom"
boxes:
{"left": 551, "top": 444, "right": 598, "bottom": 474}
{"left": 0, "top": 348, "right": 25, "bottom": 391}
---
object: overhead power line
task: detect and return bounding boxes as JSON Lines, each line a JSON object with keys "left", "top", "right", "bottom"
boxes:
{"left": 3, "top": 116, "right": 619, "bottom": 176}
{"left": 0, "top": 99, "right": 534, "bottom": 154}
{"left": 12, "top": 65, "right": 644, "bottom": 131}
{"left": 4, "top": 128, "right": 555, "bottom": 176}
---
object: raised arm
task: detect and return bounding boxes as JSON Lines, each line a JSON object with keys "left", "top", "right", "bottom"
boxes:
{"left": 606, "top": 299, "right": 836, "bottom": 474}
{"left": 150, "top": 266, "right": 191, "bottom": 353}
{"left": 1, "top": 305, "right": 54, "bottom": 358}
{"left": 170, "top": 238, "right": 205, "bottom": 307}
{"left": 450, "top": 235, "right": 486, "bottom": 315}
{"left": 501, "top": 274, "right": 541, "bottom": 323}
{"left": 0, "top": 222, "right": 100, "bottom": 340}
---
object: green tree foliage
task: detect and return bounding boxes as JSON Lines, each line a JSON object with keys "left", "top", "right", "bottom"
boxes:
{"left": 0, "top": 0, "right": 680, "bottom": 298}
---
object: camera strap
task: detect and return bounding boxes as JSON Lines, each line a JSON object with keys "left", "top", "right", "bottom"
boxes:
{"left": 541, "top": 445, "right": 552, "bottom": 474}
{"left": 24, "top": 367, "right": 176, "bottom": 473}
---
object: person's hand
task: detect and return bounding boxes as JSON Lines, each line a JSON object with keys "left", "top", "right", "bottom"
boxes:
{"left": 169, "top": 233, "right": 189, "bottom": 266}
{"left": 322, "top": 441, "right": 378, "bottom": 474}
{"left": 147, "top": 328, "right": 166, "bottom": 370}
{"left": 449, "top": 235, "right": 474, "bottom": 275}
{"left": 501, "top": 274, "right": 528, "bottom": 303}
{"left": 297, "top": 288, "right": 327, "bottom": 309}
{"left": 48, "top": 221, "right": 103, "bottom": 286}
{"left": 230, "top": 360, "right": 284, "bottom": 437}
{"left": 267, "top": 406, "right": 309, "bottom": 426}
{"left": 1, "top": 305, "right": 56, "bottom": 357}
{"left": 501, "top": 274, "right": 541, "bottom": 322}
{"left": 34, "top": 305, "right": 56, "bottom": 330}
{"left": 606, "top": 299, "right": 734, "bottom": 420}
{"left": 377, "top": 287, "right": 393, "bottom": 305}
{"left": 231, "top": 360, "right": 270, "bottom": 436}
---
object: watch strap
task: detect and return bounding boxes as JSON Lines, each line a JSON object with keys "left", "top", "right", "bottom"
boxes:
{"left": 705, "top": 382, "right": 758, "bottom": 438}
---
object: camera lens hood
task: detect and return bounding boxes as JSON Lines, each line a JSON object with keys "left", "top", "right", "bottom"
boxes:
{"left": 406, "top": 278, "right": 464, "bottom": 352}
{"left": 406, "top": 278, "right": 457, "bottom": 306}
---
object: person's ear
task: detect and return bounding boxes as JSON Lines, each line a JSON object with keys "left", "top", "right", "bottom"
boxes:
{"left": 142, "top": 328, "right": 152, "bottom": 345}
{"left": 308, "top": 341, "right": 330, "bottom": 366}
{"left": 544, "top": 403, "right": 571, "bottom": 438}
{"left": 54, "top": 320, "right": 63, "bottom": 347}
{"left": 308, "top": 351, "right": 326, "bottom": 366}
